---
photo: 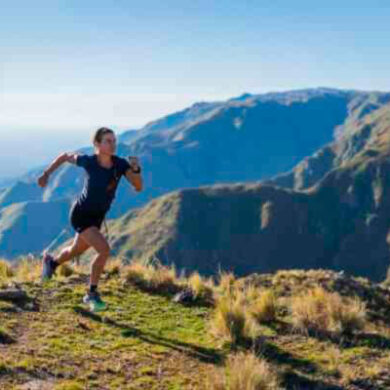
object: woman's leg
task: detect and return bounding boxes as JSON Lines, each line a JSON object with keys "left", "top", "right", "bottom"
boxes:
{"left": 53, "top": 233, "right": 91, "bottom": 265}
{"left": 78, "top": 226, "right": 111, "bottom": 286}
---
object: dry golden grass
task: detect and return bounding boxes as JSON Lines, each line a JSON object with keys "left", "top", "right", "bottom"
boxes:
{"left": 0, "top": 255, "right": 85, "bottom": 284}
{"left": 209, "top": 278, "right": 279, "bottom": 345}
{"left": 14, "top": 257, "right": 42, "bottom": 282}
{"left": 147, "top": 263, "right": 178, "bottom": 292}
{"left": 188, "top": 271, "right": 215, "bottom": 302}
{"left": 123, "top": 260, "right": 180, "bottom": 294}
{"left": 328, "top": 294, "right": 366, "bottom": 334}
{"left": 291, "top": 287, "right": 334, "bottom": 334}
{"left": 291, "top": 286, "right": 366, "bottom": 335}
{"left": 205, "top": 352, "right": 281, "bottom": 390}
{"left": 209, "top": 293, "right": 247, "bottom": 345}
{"left": 122, "top": 260, "right": 147, "bottom": 284}
{"left": 249, "top": 289, "right": 277, "bottom": 325}
{"left": 104, "top": 257, "right": 123, "bottom": 277}
{"left": 243, "top": 283, "right": 263, "bottom": 303}
{"left": 122, "top": 259, "right": 218, "bottom": 301}
{"left": 217, "top": 271, "right": 236, "bottom": 296}
{"left": 0, "top": 259, "right": 14, "bottom": 280}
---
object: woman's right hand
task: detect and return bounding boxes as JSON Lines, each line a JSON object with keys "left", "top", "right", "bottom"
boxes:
{"left": 37, "top": 172, "right": 50, "bottom": 188}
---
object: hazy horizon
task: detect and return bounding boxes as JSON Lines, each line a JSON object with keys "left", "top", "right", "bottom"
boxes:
{"left": 0, "top": 84, "right": 386, "bottom": 181}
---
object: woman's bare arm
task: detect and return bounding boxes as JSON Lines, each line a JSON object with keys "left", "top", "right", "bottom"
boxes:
{"left": 43, "top": 152, "right": 78, "bottom": 175}
{"left": 62, "top": 152, "right": 79, "bottom": 165}
{"left": 37, "top": 152, "right": 78, "bottom": 188}
{"left": 125, "top": 169, "right": 143, "bottom": 192}
{"left": 124, "top": 156, "right": 143, "bottom": 192}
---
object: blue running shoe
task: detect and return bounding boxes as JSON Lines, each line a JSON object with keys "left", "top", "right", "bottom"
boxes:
{"left": 83, "top": 290, "right": 107, "bottom": 312}
{"left": 41, "top": 252, "right": 58, "bottom": 282}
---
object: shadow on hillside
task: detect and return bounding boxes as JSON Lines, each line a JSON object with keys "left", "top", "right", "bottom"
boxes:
{"left": 348, "top": 376, "right": 390, "bottom": 390}
{"left": 254, "top": 340, "right": 318, "bottom": 375}
{"left": 267, "top": 319, "right": 390, "bottom": 350}
{"left": 73, "top": 306, "right": 223, "bottom": 365}
{"left": 0, "top": 365, "right": 56, "bottom": 382}
{"left": 282, "top": 371, "right": 344, "bottom": 390}
{"left": 244, "top": 340, "right": 343, "bottom": 389}
{"left": 338, "top": 331, "right": 390, "bottom": 349}
{"left": 0, "top": 329, "right": 15, "bottom": 345}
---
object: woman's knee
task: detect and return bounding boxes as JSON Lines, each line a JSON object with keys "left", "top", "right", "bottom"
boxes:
{"left": 79, "top": 226, "right": 110, "bottom": 257}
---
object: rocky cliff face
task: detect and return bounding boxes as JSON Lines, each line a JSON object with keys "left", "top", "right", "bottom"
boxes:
{"left": 265, "top": 95, "right": 390, "bottom": 192}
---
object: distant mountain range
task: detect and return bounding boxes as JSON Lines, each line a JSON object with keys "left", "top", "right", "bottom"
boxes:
{"left": 64, "top": 92, "right": 390, "bottom": 282}
{"left": 2, "top": 87, "right": 390, "bottom": 281}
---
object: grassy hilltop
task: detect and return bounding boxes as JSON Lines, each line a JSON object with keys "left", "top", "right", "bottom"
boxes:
{"left": 2, "top": 258, "right": 390, "bottom": 389}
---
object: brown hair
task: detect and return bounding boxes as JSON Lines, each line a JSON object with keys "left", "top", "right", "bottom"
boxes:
{"left": 93, "top": 127, "right": 115, "bottom": 144}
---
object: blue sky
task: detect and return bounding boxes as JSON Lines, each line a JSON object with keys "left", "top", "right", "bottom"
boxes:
{"left": 0, "top": 0, "right": 389, "bottom": 177}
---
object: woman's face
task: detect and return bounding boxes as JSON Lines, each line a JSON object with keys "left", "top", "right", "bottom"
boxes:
{"left": 95, "top": 132, "right": 116, "bottom": 155}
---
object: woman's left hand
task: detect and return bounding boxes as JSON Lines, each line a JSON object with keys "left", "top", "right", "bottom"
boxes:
{"left": 128, "top": 156, "right": 141, "bottom": 171}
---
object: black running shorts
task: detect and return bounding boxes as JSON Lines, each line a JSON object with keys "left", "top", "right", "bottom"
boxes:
{"left": 69, "top": 202, "right": 105, "bottom": 234}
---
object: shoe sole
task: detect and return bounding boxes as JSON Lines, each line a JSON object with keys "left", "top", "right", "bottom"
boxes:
{"left": 92, "top": 305, "right": 107, "bottom": 312}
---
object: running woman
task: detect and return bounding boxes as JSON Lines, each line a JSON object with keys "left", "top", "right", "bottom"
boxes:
{"left": 37, "top": 127, "right": 143, "bottom": 311}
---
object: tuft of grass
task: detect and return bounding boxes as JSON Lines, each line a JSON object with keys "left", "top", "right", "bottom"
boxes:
{"left": 123, "top": 261, "right": 216, "bottom": 305}
{"left": 328, "top": 294, "right": 366, "bottom": 335}
{"left": 123, "top": 261, "right": 146, "bottom": 285}
{"left": 187, "top": 271, "right": 215, "bottom": 303}
{"left": 217, "top": 271, "right": 236, "bottom": 297}
{"left": 123, "top": 260, "right": 180, "bottom": 294}
{"left": 209, "top": 294, "right": 247, "bottom": 346}
{"left": 243, "top": 283, "right": 263, "bottom": 303}
{"left": 14, "top": 257, "right": 42, "bottom": 282}
{"left": 291, "top": 286, "right": 335, "bottom": 335}
{"left": 146, "top": 263, "right": 178, "bottom": 293}
{"left": 209, "top": 282, "right": 278, "bottom": 346}
{"left": 206, "top": 352, "right": 281, "bottom": 390}
{"left": 249, "top": 289, "right": 277, "bottom": 325}
{"left": 57, "top": 263, "right": 74, "bottom": 278}
{"left": 104, "top": 257, "right": 122, "bottom": 277}
{"left": 291, "top": 286, "right": 366, "bottom": 336}
{"left": 0, "top": 259, "right": 14, "bottom": 280}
